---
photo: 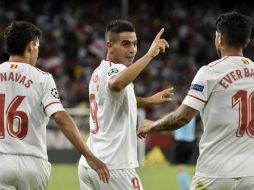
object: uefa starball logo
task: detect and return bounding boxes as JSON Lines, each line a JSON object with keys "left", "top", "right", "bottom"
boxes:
{"left": 51, "top": 88, "right": 60, "bottom": 99}
{"left": 108, "top": 68, "right": 119, "bottom": 76}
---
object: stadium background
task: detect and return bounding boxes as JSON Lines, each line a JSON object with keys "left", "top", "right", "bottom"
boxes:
{"left": 0, "top": 0, "right": 253, "bottom": 189}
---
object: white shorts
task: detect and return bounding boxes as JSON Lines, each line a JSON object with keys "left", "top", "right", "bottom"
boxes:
{"left": 190, "top": 175, "right": 254, "bottom": 190}
{"left": 0, "top": 154, "right": 51, "bottom": 190}
{"left": 78, "top": 165, "right": 143, "bottom": 190}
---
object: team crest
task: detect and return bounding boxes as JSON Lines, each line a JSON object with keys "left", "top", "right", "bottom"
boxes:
{"left": 51, "top": 88, "right": 60, "bottom": 99}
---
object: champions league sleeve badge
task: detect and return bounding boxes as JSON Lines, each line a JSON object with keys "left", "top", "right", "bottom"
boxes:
{"left": 51, "top": 88, "right": 60, "bottom": 99}
{"left": 108, "top": 68, "right": 119, "bottom": 76}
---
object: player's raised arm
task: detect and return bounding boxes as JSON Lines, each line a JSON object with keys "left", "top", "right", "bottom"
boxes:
{"left": 108, "top": 28, "right": 169, "bottom": 92}
{"left": 52, "top": 111, "right": 110, "bottom": 183}
{"left": 147, "top": 28, "right": 169, "bottom": 56}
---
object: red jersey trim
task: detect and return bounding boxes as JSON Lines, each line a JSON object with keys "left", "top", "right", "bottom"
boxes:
{"left": 44, "top": 102, "right": 62, "bottom": 110}
{"left": 187, "top": 93, "right": 207, "bottom": 104}
{"left": 209, "top": 56, "right": 229, "bottom": 68}
{"left": 105, "top": 59, "right": 112, "bottom": 67}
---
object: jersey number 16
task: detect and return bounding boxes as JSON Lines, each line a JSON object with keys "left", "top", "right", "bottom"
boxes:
{"left": 0, "top": 94, "right": 28, "bottom": 139}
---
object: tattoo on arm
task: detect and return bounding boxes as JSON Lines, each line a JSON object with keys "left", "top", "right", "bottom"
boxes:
{"left": 151, "top": 112, "right": 190, "bottom": 132}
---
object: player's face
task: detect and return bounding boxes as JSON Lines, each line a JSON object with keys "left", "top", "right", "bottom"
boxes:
{"left": 215, "top": 31, "right": 222, "bottom": 57}
{"left": 108, "top": 32, "right": 137, "bottom": 67}
{"left": 30, "top": 39, "right": 40, "bottom": 66}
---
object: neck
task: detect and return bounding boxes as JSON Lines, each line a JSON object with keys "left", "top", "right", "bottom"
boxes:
{"left": 221, "top": 47, "right": 243, "bottom": 58}
{"left": 106, "top": 54, "right": 113, "bottom": 63}
{"left": 9, "top": 56, "right": 30, "bottom": 64}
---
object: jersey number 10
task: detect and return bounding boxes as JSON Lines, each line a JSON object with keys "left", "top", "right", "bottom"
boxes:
{"left": 0, "top": 94, "right": 28, "bottom": 139}
{"left": 232, "top": 90, "right": 254, "bottom": 137}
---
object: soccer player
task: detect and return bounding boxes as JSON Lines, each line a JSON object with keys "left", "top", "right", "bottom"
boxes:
{"left": 78, "top": 20, "right": 172, "bottom": 190}
{"left": 138, "top": 12, "right": 254, "bottom": 189}
{"left": 0, "top": 21, "right": 109, "bottom": 190}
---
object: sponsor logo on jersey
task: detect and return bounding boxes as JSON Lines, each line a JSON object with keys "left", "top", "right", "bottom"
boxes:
{"left": 51, "top": 88, "right": 60, "bottom": 99}
{"left": 108, "top": 68, "right": 119, "bottom": 76}
{"left": 190, "top": 84, "right": 204, "bottom": 92}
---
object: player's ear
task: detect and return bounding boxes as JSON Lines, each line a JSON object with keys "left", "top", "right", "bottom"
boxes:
{"left": 218, "top": 33, "right": 223, "bottom": 45}
{"left": 26, "top": 41, "right": 34, "bottom": 54}
{"left": 244, "top": 38, "right": 250, "bottom": 48}
{"left": 106, "top": 41, "right": 113, "bottom": 49}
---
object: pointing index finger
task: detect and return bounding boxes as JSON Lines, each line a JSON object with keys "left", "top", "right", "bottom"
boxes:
{"left": 155, "top": 28, "right": 164, "bottom": 40}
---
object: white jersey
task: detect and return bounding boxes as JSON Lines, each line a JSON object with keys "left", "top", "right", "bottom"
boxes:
{"left": 183, "top": 56, "right": 254, "bottom": 178}
{"left": 79, "top": 60, "right": 138, "bottom": 169}
{"left": 0, "top": 62, "right": 64, "bottom": 160}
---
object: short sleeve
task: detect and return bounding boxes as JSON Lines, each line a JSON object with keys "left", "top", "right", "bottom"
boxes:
{"left": 104, "top": 63, "right": 127, "bottom": 95}
{"left": 183, "top": 66, "right": 216, "bottom": 111}
{"left": 42, "top": 75, "right": 65, "bottom": 117}
{"left": 105, "top": 64, "right": 126, "bottom": 80}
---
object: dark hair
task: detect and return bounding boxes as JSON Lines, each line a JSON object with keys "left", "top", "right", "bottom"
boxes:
{"left": 216, "top": 12, "right": 252, "bottom": 48}
{"left": 4, "top": 21, "right": 42, "bottom": 56}
{"left": 105, "top": 20, "right": 135, "bottom": 41}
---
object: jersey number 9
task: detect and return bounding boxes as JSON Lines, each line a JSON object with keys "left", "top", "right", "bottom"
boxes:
{"left": 89, "top": 94, "right": 99, "bottom": 134}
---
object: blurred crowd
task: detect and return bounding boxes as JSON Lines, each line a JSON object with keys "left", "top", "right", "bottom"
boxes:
{"left": 1, "top": 0, "right": 254, "bottom": 119}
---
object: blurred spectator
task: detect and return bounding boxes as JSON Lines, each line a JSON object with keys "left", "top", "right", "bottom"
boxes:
{"left": 0, "top": 0, "right": 253, "bottom": 120}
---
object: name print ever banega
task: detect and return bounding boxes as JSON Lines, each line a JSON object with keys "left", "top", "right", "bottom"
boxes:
{"left": 0, "top": 71, "right": 33, "bottom": 88}
{"left": 219, "top": 68, "right": 254, "bottom": 89}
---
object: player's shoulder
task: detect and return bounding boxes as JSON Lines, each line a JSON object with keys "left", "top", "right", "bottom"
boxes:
{"left": 240, "top": 57, "right": 254, "bottom": 66}
{"left": 29, "top": 66, "right": 52, "bottom": 79}
{"left": 101, "top": 60, "right": 126, "bottom": 69}
{"left": 94, "top": 60, "right": 126, "bottom": 77}
{"left": 1, "top": 62, "right": 51, "bottom": 76}
{"left": 29, "top": 66, "right": 54, "bottom": 84}
{"left": 208, "top": 56, "right": 230, "bottom": 68}
{"left": 105, "top": 60, "right": 126, "bottom": 75}
{"left": 32, "top": 67, "right": 51, "bottom": 75}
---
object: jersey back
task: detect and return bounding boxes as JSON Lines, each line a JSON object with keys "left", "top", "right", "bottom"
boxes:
{"left": 0, "top": 62, "right": 64, "bottom": 160}
{"left": 183, "top": 56, "right": 254, "bottom": 177}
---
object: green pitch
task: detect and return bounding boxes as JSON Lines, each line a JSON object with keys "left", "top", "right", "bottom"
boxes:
{"left": 48, "top": 164, "right": 195, "bottom": 190}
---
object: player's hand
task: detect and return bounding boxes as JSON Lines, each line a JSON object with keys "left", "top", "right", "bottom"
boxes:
{"left": 146, "top": 28, "right": 169, "bottom": 58}
{"left": 148, "top": 87, "right": 174, "bottom": 105}
{"left": 86, "top": 155, "right": 110, "bottom": 183}
{"left": 137, "top": 119, "right": 154, "bottom": 139}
